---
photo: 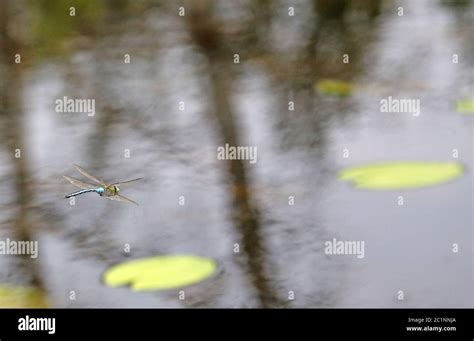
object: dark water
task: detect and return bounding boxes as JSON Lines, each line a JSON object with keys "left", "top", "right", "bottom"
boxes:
{"left": 0, "top": 0, "right": 472, "bottom": 307}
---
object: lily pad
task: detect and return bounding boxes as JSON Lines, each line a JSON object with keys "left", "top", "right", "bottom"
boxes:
{"left": 456, "top": 100, "right": 474, "bottom": 114}
{"left": 315, "top": 79, "right": 353, "bottom": 97}
{"left": 103, "top": 255, "right": 217, "bottom": 291}
{"left": 339, "top": 162, "right": 463, "bottom": 190}
{"left": 0, "top": 284, "right": 49, "bottom": 308}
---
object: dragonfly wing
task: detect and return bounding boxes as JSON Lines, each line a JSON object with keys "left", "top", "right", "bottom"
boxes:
{"left": 63, "top": 175, "right": 97, "bottom": 190}
{"left": 73, "top": 164, "right": 106, "bottom": 186}
{"left": 109, "top": 177, "right": 143, "bottom": 186}
{"left": 105, "top": 194, "right": 139, "bottom": 205}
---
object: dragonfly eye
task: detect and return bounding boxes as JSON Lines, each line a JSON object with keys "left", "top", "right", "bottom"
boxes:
{"left": 97, "top": 187, "right": 105, "bottom": 194}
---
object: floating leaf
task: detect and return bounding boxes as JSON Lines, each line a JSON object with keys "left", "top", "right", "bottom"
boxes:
{"left": 315, "top": 79, "right": 353, "bottom": 97}
{"left": 103, "top": 255, "right": 217, "bottom": 291}
{"left": 456, "top": 99, "right": 474, "bottom": 114}
{"left": 0, "top": 284, "right": 49, "bottom": 308}
{"left": 339, "top": 162, "right": 463, "bottom": 190}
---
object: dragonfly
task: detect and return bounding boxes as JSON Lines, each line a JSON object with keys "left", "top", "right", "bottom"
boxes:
{"left": 64, "top": 164, "right": 143, "bottom": 205}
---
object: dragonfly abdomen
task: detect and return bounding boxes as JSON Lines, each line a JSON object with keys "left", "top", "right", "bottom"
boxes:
{"left": 65, "top": 188, "right": 102, "bottom": 199}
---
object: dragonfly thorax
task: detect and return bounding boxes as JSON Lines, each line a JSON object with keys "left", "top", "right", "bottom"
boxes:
{"left": 105, "top": 185, "right": 120, "bottom": 196}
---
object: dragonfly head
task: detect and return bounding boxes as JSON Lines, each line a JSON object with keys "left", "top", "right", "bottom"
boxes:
{"left": 96, "top": 187, "right": 105, "bottom": 195}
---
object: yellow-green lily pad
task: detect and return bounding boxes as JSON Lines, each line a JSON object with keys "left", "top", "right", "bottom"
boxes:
{"left": 315, "top": 79, "right": 353, "bottom": 97}
{"left": 456, "top": 100, "right": 474, "bottom": 114}
{"left": 0, "top": 284, "right": 49, "bottom": 308}
{"left": 339, "top": 162, "right": 463, "bottom": 190}
{"left": 103, "top": 255, "right": 217, "bottom": 291}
